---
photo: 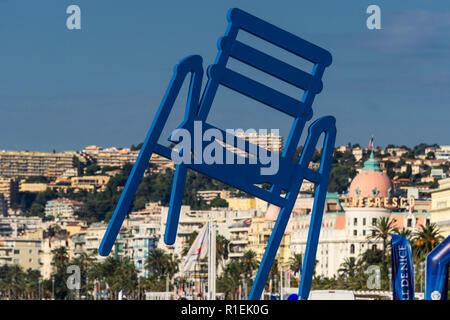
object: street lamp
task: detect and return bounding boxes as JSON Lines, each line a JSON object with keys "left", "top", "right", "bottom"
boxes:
{"left": 52, "top": 276, "right": 55, "bottom": 300}
{"left": 420, "top": 261, "right": 425, "bottom": 293}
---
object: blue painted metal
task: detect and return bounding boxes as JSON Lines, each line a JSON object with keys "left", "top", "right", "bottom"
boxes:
{"left": 98, "top": 8, "right": 335, "bottom": 300}
{"left": 424, "top": 235, "right": 450, "bottom": 300}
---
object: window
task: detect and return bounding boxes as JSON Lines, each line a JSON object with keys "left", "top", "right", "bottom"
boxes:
{"left": 14, "top": 250, "right": 19, "bottom": 254}
{"left": 407, "top": 219, "right": 412, "bottom": 228}
{"left": 372, "top": 244, "right": 377, "bottom": 250}
{"left": 363, "top": 218, "right": 366, "bottom": 226}
{"left": 363, "top": 230, "right": 366, "bottom": 236}
{"left": 372, "top": 187, "right": 379, "bottom": 197}
{"left": 350, "top": 244, "right": 355, "bottom": 254}
{"left": 372, "top": 218, "right": 377, "bottom": 226}
{"left": 353, "top": 230, "right": 357, "bottom": 236}
{"left": 372, "top": 230, "right": 376, "bottom": 237}
{"left": 437, "top": 201, "right": 447, "bottom": 209}
{"left": 353, "top": 218, "right": 358, "bottom": 226}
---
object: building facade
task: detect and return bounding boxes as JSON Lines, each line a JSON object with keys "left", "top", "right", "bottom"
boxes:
{"left": 0, "top": 150, "right": 85, "bottom": 179}
{"left": 430, "top": 177, "right": 450, "bottom": 237}
{"left": 290, "top": 153, "right": 431, "bottom": 278}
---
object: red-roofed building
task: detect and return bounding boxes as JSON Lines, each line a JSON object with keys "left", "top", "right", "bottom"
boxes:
{"left": 44, "top": 198, "right": 84, "bottom": 219}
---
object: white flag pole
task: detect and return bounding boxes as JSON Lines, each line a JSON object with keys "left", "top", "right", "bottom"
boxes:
{"left": 208, "top": 214, "right": 216, "bottom": 300}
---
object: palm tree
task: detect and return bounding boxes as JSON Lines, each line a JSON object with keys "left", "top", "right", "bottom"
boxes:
{"left": 290, "top": 253, "right": 303, "bottom": 276}
{"left": 24, "top": 268, "right": 40, "bottom": 300}
{"left": 0, "top": 265, "right": 10, "bottom": 298}
{"left": 182, "top": 231, "right": 198, "bottom": 256}
{"left": 241, "top": 250, "right": 259, "bottom": 279}
{"left": 52, "top": 246, "right": 70, "bottom": 272}
{"left": 71, "top": 251, "right": 95, "bottom": 298}
{"left": 393, "top": 227, "right": 412, "bottom": 240}
{"left": 338, "top": 257, "right": 358, "bottom": 279}
{"left": 144, "top": 248, "right": 170, "bottom": 280}
{"left": 110, "top": 257, "right": 138, "bottom": 299}
{"left": 166, "top": 253, "right": 181, "bottom": 278}
{"left": 216, "top": 235, "right": 230, "bottom": 270}
{"left": 367, "top": 217, "right": 396, "bottom": 265}
{"left": 217, "top": 260, "right": 244, "bottom": 299}
{"left": 412, "top": 223, "right": 443, "bottom": 261}
{"left": 7, "top": 265, "right": 25, "bottom": 299}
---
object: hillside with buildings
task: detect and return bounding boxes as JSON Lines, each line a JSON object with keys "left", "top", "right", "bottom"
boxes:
{"left": 0, "top": 141, "right": 448, "bottom": 299}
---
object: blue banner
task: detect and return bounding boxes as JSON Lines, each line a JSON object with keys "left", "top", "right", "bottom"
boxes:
{"left": 391, "top": 234, "right": 415, "bottom": 300}
{"left": 425, "top": 235, "right": 450, "bottom": 300}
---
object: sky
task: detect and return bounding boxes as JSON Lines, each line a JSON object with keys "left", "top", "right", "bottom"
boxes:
{"left": 0, "top": 0, "right": 449, "bottom": 152}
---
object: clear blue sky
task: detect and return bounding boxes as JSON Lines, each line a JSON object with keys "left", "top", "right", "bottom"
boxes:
{"left": 1, "top": 0, "right": 449, "bottom": 152}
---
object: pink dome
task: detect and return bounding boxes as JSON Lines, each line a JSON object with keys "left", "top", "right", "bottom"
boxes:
{"left": 349, "top": 170, "right": 392, "bottom": 198}
{"left": 265, "top": 205, "right": 280, "bottom": 221}
{"left": 349, "top": 151, "right": 392, "bottom": 199}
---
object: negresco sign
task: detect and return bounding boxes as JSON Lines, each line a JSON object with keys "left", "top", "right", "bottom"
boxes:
{"left": 344, "top": 197, "right": 415, "bottom": 208}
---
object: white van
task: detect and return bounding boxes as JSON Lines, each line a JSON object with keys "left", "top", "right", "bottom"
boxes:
{"left": 308, "top": 290, "right": 355, "bottom": 300}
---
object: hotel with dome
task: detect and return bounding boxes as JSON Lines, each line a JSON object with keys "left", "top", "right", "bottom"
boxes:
{"left": 289, "top": 152, "right": 431, "bottom": 278}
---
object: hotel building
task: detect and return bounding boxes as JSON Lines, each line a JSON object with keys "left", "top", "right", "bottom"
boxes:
{"left": 290, "top": 153, "right": 430, "bottom": 278}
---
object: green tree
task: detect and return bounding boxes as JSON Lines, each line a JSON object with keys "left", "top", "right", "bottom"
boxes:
{"left": 216, "top": 235, "right": 230, "bottom": 269}
{"left": 241, "top": 250, "right": 259, "bottom": 279}
{"left": 412, "top": 223, "right": 443, "bottom": 262}
{"left": 144, "top": 249, "right": 179, "bottom": 280}
{"left": 338, "top": 257, "right": 359, "bottom": 278}
{"left": 182, "top": 231, "right": 198, "bottom": 256}
{"left": 216, "top": 260, "right": 244, "bottom": 299}
{"left": 290, "top": 253, "right": 303, "bottom": 276}
{"left": 393, "top": 227, "right": 412, "bottom": 240}
{"left": 367, "top": 217, "right": 396, "bottom": 266}
{"left": 91, "top": 256, "right": 138, "bottom": 300}
{"left": 50, "top": 246, "right": 70, "bottom": 299}
{"left": 210, "top": 197, "right": 228, "bottom": 208}
{"left": 426, "top": 151, "right": 435, "bottom": 160}
{"left": 85, "top": 164, "right": 101, "bottom": 176}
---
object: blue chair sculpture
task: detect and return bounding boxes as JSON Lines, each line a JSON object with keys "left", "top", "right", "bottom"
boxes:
{"left": 425, "top": 235, "right": 450, "bottom": 300}
{"left": 98, "top": 8, "right": 336, "bottom": 300}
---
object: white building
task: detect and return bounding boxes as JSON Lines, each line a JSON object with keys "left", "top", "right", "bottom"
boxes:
{"left": 435, "top": 145, "right": 450, "bottom": 161}
{"left": 290, "top": 153, "right": 430, "bottom": 278}
{"left": 44, "top": 198, "right": 84, "bottom": 219}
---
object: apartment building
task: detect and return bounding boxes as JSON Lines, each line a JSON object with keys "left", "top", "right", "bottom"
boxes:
{"left": 226, "top": 197, "right": 268, "bottom": 212}
{"left": 83, "top": 146, "right": 139, "bottom": 168}
{"left": 127, "top": 204, "right": 163, "bottom": 277}
{"left": 430, "top": 177, "right": 450, "bottom": 237}
{"left": 227, "top": 209, "right": 262, "bottom": 260}
{"left": 435, "top": 145, "right": 450, "bottom": 161}
{"left": 352, "top": 147, "right": 363, "bottom": 161}
{"left": 0, "top": 150, "right": 85, "bottom": 179}
{"left": 0, "top": 238, "right": 42, "bottom": 270}
{"left": 0, "top": 177, "right": 19, "bottom": 208}
{"left": 0, "top": 194, "right": 7, "bottom": 217}
{"left": 247, "top": 206, "right": 291, "bottom": 269}
{"left": 19, "top": 182, "right": 48, "bottom": 193}
{"left": 197, "top": 190, "right": 231, "bottom": 204}
{"left": 71, "top": 175, "right": 110, "bottom": 192}
{"left": 44, "top": 198, "right": 84, "bottom": 219}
